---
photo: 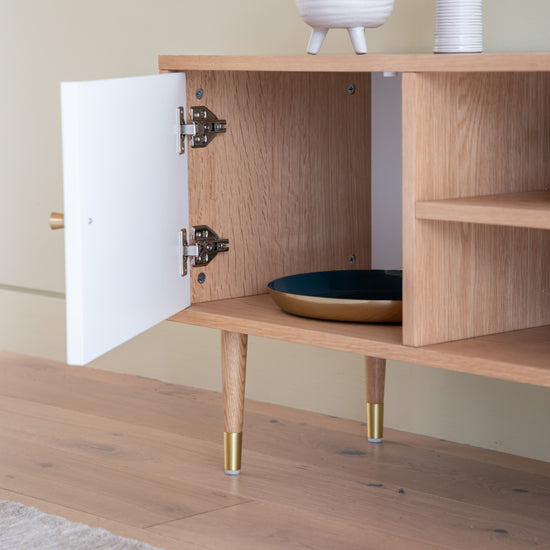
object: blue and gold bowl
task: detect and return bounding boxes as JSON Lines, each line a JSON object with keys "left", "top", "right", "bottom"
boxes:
{"left": 268, "top": 269, "right": 402, "bottom": 323}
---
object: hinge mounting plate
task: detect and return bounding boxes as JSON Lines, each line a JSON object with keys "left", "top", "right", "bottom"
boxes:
{"left": 179, "top": 106, "right": 227, "bottom": 153}
{"left": 180, "top": 225, "right": 229, "bottom": 276}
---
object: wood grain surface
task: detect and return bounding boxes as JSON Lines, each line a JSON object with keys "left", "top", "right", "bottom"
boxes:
{"left": 366, "top": 356, "right": 386, "bottom": 404}
{"left": 222, "top": 331, "right": 248, "bottom": 433}
{"left": 167, "top": 56, "right": 550, "bottom": 378}
{"left": 416, "top": 191, "right": 550, "bottom": 230}
{"left": 1, "top": 352, "right": 550, "bottom": 550}
{"left": 402, "top": 72, "right": 550, "bottom": 346}
{"left": 160, "top": 53, "right": 550, "bottom": 74}
{"left": 185, "top": 70, "right": 371, "bottom": 303}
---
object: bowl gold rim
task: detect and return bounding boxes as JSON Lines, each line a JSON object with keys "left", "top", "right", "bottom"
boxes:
{"left": 268, "top": 288, "right": 403, "bottom": 323}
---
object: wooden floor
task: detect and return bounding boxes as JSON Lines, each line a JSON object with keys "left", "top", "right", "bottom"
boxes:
{"left": 0, "top": 352, "right": 549, "bottom": 549}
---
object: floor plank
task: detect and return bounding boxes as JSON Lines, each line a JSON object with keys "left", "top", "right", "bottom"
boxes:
{"left": 3, "top": 351, "right": 549, "bottom": 475}
{"left": 244, "top": 398, "right": 550, "bottom": 478}
{"left": 4, "top": 350, "right": 548, "bottom": 484}
{"left": 230, "top": 460, "right": 550, "bottom": 550}
{"left": 148, "top": 501, "right": 442, "bottom": 550}
{"left": 0, "top": 352, "right": 549, "bottom": 550}
{"left": 1, "top": 396, "right": 549, "bottom": 549}
{"left": 1, "top": 372, "right": 549, "bottom": 525}
{"left": 0, "top": 435, "right": 246, "bottom": 528}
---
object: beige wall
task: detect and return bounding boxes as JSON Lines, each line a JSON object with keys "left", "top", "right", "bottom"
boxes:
{"left": 1, "top": 0, "right": 549, "bottom": 461}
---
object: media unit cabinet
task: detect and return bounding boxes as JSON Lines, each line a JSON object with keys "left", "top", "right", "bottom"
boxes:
{"left": 60, "top": 54, "right": 550, "bottom": 474}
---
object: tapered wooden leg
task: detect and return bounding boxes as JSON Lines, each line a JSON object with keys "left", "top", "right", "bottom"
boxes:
{"left": 221, "top": 331, "right": 248, "bottom": 475}
{"left": 365, "top": 356, "right": 386, "bottom": 443}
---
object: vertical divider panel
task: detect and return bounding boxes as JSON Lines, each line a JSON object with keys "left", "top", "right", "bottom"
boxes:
{"left": 185, "top": 71, "right": 372, "bottom": 304}
{"left": 402, "top": 72, "right": 420, "bottom": 346}
{"left": 403, "top": 72, "right": 550, "bottom": 346}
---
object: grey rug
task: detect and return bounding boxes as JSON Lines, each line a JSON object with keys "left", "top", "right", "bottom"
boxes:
{"left": 0, "top": 501, "right": 163, "bottom": 550}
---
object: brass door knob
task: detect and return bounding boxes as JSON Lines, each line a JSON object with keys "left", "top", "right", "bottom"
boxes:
{"left": 49, "top": 212, "right": 64, "bottom": 230}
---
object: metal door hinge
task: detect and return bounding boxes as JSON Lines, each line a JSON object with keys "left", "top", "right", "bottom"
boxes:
{"left": 180, "top": 225, "right": 229, "bottom": 276}
{"left": 179, "top": 106, "right": 227, "bottom": 153}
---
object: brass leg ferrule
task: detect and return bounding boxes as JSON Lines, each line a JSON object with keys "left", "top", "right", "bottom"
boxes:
{"left": 366, "top": 403, "right": 384, "bottom": 442}
{"left": 224, "top": 432, "right": 242, "bottom": 474}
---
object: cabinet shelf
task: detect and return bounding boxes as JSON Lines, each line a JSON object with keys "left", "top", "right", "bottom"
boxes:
{"left": 170, "top": 294, "right": 550, "bottom": 388}
{"left": 416, "top": 191, "right": 550, "bottom": 230}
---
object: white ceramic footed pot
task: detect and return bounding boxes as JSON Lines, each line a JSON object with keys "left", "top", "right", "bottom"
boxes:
{"left": 295, "top": 0, "right": 395, "bottom": 54}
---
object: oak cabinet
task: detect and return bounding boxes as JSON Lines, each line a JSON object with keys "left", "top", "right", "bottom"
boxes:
{"left": 61, "top": 54, "right": 550, "bottom": 473}
{"left": 160, "top": 54, "right": 550, "bottom": 383}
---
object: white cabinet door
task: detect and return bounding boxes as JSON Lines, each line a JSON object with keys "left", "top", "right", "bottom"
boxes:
{"left": 61, "top": 73, "right": 190, "bottom": 366}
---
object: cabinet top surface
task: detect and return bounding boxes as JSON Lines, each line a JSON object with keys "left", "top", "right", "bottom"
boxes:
{"left": 159, "top": 53, "right": 550, "bottom": 73}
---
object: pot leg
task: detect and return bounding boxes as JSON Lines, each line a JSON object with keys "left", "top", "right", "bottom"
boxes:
{"left": 348, "top": 26, "right": 367, "bottom": 54}
{"left": 307, "top": 28, "right": 328, "bottom": 55}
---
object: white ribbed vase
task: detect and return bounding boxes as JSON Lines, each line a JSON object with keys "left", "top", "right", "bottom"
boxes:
{"left": 295, "top": 0, "right": 395, "bottom": 54}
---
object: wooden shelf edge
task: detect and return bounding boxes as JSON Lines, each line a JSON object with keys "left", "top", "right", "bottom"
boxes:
{"left": 170, "top": 294, "right": 550, "bottom": 388}
{"left": 416, "top": 191, "right": 550, "bottom": 230}
{"left": 159, "top": 53, "right": 550, "bottom": 74}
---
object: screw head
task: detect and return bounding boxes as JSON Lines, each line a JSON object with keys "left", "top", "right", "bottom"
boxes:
{"left": 198, "top": 272, "right": 206, "bottom": 284}
{"left": 195, "top": 88, "right": 204, "bottom": 100}
{"left": 348, "top": 254, "right": 356, "bottom": 265}
{"left": 348, "top": 84, "right": 356, "bottom": 95}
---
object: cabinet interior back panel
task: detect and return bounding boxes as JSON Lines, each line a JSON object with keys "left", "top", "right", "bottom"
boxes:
{"left": 403, "top": 72, "right": 550, "bottom": 346}
{"left": 186, "top": 71, "right": 371, "bottom": 303}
